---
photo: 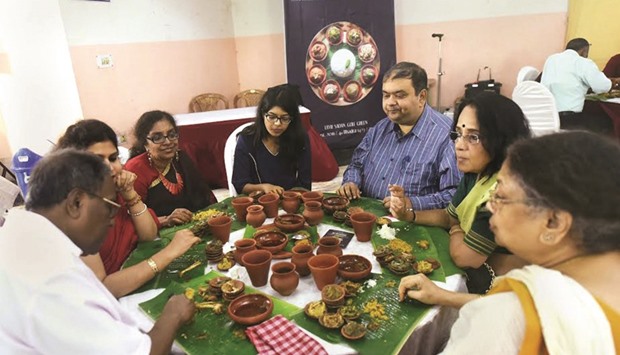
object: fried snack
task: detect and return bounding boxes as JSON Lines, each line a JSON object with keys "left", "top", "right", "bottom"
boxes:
{"left": 179, "top": 261, "right": 203, "bottom": 278}
{"left": 192, "top": 209, "right": 224, "bottom": 222}
{"left": 416, "top": 240, "right": 430, "bottom": 250}
{"left": 339, "top": 280, "right": 362, "bottom": 297}
{"left": 305, "top": 300, "right": 327, "bottom": 319}
{"left": 414, "top": 260, "right": 434, "bottom": 274}
{"left": 363, "top": 299, "right": 389, "bottom": 322}
{"left": 184, "top": 287, "right": 195, "bottom": 300}
{"left": 388, "top": 238, "right": 413, "bottom": 253}
{"left": 216, "top": 257, "right": 234, "bottom": 271}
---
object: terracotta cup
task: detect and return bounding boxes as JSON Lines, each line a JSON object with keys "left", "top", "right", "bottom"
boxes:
{"left": 350, "top": 212, "right": 377, "bottom": 242}
{"left": 233, "top": 239, "right": 257, "bottom": 266}
{"left": 246, "top": 205, "right": 266, "bottom": 228}
{"left": 281, "top": 191, "right": 301, "bottom": 213}
{"left": 231, "top": 196, "right": 254, "bottom": 222}
{"left": 307, "top": 254, "right": 339, "bottom": 290}
{"left": 301, "top": 191, "right": 324, "bottom": 203}
{"left": 291, "top": 243, "right": 314, "bottom": 277}
{"left": 207, "top": 215, "right": 233, "bottom": 243}
{"left": 258, "top": 193, "right": 280, "bottom": 218}
{"left": 317, "top": 236, "right": 343, "bottom": 256}
{"left": 270, "top": 262, "right": 299, "bottom": 296}
{"left": 242, "top": 250, "right": 272, "bottom": 287}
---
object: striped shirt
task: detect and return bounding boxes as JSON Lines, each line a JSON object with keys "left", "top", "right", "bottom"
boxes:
{"left": 342, "top": 105, "right": 461, "bottom": 210}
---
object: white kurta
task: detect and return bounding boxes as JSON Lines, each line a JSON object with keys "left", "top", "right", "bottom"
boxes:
{"left": 0, "top": 209, "right": 151, "bottom": 354}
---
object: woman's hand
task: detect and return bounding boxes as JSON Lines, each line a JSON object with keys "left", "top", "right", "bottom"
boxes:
{"left": 260, "top": 184, "right": 284, "bottom": 195}
{"left": 398, "top": 274, "right": 444, "bottom": 304}
{"left": 162, "top": 208, "right": 193, "bottom": 227}
{"left": 165, "top": 229, "right": 201, "bottom": 258}
{"left": 114, "top": 170, "right": 138, "bottom": 200}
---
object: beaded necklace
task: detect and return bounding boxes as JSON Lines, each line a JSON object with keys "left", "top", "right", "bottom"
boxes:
{"left": 158, "top": 163, "right": 184, "bottom": 195}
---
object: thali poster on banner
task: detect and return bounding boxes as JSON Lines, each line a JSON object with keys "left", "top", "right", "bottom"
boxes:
{"left": 284, "top": 0, "right": 396, "bottom": 151}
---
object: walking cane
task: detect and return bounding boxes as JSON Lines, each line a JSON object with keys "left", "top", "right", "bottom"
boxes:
{"left": 431, "top": 33, "right": 444, "bottom": 111}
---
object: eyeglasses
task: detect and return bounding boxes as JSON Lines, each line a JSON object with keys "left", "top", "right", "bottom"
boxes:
{"left": 487, "top": 189, "right": 540, "bottom": 214}
{"left": 450, "top": 131, "right": 482, "bottom": 145}
{"left": 85, "top": 191, "right": 121, "bottom": 218}
{"left": 264, "top": 113, "right": 292, "bottom": 125}
{"left": 146, "top": 131, "right": 179, "bottom": 144}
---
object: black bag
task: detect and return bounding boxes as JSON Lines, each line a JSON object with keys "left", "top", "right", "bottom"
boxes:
{"left": 464, "top": 67, "right": 502, "bottom": 98}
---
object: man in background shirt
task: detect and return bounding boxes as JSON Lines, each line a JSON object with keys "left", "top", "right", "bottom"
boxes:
{"left": 541, "top": 37, "right": 620, "bottom": 134}
{"left": 0, "top": 149, "right": 195, "bottom": 354}
{"left": 337, "top": 62, "right": 461, "bottom": 210}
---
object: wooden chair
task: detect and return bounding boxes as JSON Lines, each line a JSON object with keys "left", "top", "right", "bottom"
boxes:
{"left": 233, "top": 89, "right": 266, "bottom": 108}
{"left": 189, "top": 93, "right": 229, "bottom": 112}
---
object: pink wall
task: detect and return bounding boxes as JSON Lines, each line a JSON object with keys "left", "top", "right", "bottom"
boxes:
{"left": 396, "top": 12, "right": 567, "bottom": 108}
{"left": 235, "top": 34, "right": 287, "bottom": 91}
{"left": 69, "top": 38, "right": 240, "bottom": 138}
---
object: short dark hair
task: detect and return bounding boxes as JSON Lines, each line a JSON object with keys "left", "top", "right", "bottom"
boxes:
{"left": 241, "top": 84, "right": 308, "bottom": 163}
{"left": 26, "top": 149, "right": 110, "bottom": 210}
{"left": 383, "top": 62, "right": 428, "bottom": 95}
{"left": 506, "top": 131, "right": 620, "bottom": 254}
{"left": 566, "top": 38, "right": 590, "bottom": 52}
{"left": 454, "top": 92, "right": 531, "bottom": 178}
{"left": 56, "top": 119, "right": 118, "bottom": 150}
{"left": 130, "top": 110, "right": 178, "bottom": 158}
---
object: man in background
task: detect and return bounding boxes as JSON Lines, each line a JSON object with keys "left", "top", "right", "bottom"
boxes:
{"left": 541, "top": 37, "right": 620, "bottom": 134}
{"left": 337, "top": 61, "right": 461, "bottom": 210}
{"left": 0, "top": 149, "right": 195, "bottom": 354}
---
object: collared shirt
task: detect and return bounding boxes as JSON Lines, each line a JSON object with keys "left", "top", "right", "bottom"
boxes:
{"left": 342, "top": 105, "right": 461, "bottom": 210}
{"left": 541, "top": 49, "right": 612, "bottom": 112}
{"left": 0, "top": 209, "right": 151, "bottom": 354}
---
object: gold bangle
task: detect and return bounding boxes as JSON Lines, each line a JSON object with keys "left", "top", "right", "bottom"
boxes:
{"left": 449, "top": 225, "right": 464, "bottom": 236}
{"left": 146, "top": 258, "right": 159, "bottom": 274}
{"left": 126, "top": 194, "right": 141, "bottom": 207}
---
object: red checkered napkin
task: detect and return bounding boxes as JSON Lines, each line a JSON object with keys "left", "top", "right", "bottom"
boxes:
{"left": 246, "top": 315, "right": 327, "bottom": 355}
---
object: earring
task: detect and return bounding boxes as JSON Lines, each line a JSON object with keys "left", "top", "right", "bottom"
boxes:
{"left": 175, "top": 150, "right": 179, "bottom": 162}
{"left": 147, "top": 150, "right": 153, "bottom": 166}
{"left": 543, "top": 233, "right": 553, "bottom": 242}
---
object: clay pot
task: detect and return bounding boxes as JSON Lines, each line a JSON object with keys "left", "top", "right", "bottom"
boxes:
{"left": 291, "top": 244, "right": 315, "bottom": 277}
{"left": 322, "top": 196, "right": 350, "bottom": 215}
{"left": 303, "top": 201, "right": 324, "bottom": 226}
{"left": 317, "top": 236, "right": 343, "bottom": 257}
{"left": 281, "top": 191, "right": 301, "bottom": 213}
{"left": 246, "top": 205, "right": 266, "bottom": 228}
{"left": 207, "top": 215, "right": 233, "bottom": 243}
{"left": 227, "top": 294, "right": 273, "bottom": 326}
{"left": 231, "top": 196, "right": 254, "bottom": 222}
{"left": 270, "top": 262, "right": 299, "bottom": 296}
{"left": 274, "top": 213, "right": 305, "bottom": 233}
{"left": 258, "top": 193, "right": 280, "bottom": 218}
{"left": 350, "top": 212, "right": 377, "bottom": 242}
{"left": 308, "top": 254, "right": 340, "bottom": 291}
{"left": 233, "top": 239, "right": 257, "bottom": 266}
{"left": 301, "top": 191, "right": 324, "bottom": 203}
{"left": 242, "top": 250, "right": 272, "bottom": 287}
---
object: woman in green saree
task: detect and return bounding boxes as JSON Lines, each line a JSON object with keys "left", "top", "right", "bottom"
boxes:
{"left": 389, "top": 92, "right": 531, "bottom": 293}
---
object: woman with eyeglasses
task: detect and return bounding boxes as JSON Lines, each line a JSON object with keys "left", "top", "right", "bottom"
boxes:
{"left": 400, "top": 131, "right": 620, "bottom": 354}
{"left": 231, "top": 84, "right": 311, "bottom": 195}
{"left": 390, "top": 92, "right": 531, "bottom": 293}
{"left": 126, "top": 110, "right": 217, "bottom": 227}
{"left": 57, "top": 119, "right": 200, "bottom": 297}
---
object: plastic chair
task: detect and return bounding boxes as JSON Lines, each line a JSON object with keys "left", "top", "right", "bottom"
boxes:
{"left": 516, "top": 66, "right": 540, "bottom": 84}
{"left": 233, "top": 89, "right": 265, "bottom": 108}
{"left": 12, "top": 148, "right": 43, "bottom": 198}
{"left": 189, "top": 93, "right": 229, "bottom": 112}
{"left": 223, "top": 122, "right": 253, "bottom": 197}
{"left": 512, "top": 81, "right": 560, "bottom": 136}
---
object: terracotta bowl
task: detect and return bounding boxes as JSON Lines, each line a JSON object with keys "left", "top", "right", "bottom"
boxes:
{"left": 227, "top": 293, "right": 274, "bottom": 325}
{"left": 322, "top": 196, "right": 350, "bottom": 215}
{"left": 338, "top": 254, "right": 372, "bottom": 281}
{"left": 321, "top": 284, "right": 346, "bottom": 308}
{"left": 274, "top": 213, "right": 305, "bottom": 233}
{"left": 254, "top": 230, "right": 289, "bottom": 254}
{"left": 341, "top": 321, "right": 367, "bottom": 340}
{"left": 301, "top": 191, "right": 324, "bottom": 203}
{"left": 221, "top": 279, "right": 245, "bottom": 300}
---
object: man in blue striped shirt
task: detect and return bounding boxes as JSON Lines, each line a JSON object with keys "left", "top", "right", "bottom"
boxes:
{"left": 337, "top": 62, "right": 461, "bottom": 210}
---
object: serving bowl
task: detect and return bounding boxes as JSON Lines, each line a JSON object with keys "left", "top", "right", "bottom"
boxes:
{"left": 322, "top": 196, "right": 350, "bottom": 215}
{"left": 274, "top": 213, "right": 305, "bottom": 233}
{"left": 338, "top": 254, "right": 372, "bottom": 281}
{"left": 227, "top": 293, "right": 273, "bottom": 325}
{"left": 301, "top": 191, "right": 324, "bottom": 203}
{"left": 254, "top": 230, "right": 289, "bottom": 254}
{"left": 321, "top": 284, "right": 346, "bottom": 308}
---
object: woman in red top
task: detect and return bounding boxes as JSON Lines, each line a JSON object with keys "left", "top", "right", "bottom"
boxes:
{"left": 57, "top": 119, "right": 200, "bottom": 297}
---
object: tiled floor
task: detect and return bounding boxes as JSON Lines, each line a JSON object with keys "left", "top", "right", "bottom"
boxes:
{"left": 213, "top": 165, "right": 347, "bottom": 201}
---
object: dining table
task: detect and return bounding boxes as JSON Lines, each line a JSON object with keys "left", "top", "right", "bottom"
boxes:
{"left": 583, "top": 92, "right": 620, "bottom": 139}
{"left": 174, "top": 106, "right": 339, "bottom": 190}
{"left": 120, "top": 195, "right": 466, "bottom": 355}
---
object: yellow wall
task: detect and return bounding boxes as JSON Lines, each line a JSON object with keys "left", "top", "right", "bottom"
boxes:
{"left": 567, "top": 0, "right": 620, "bottom": 68}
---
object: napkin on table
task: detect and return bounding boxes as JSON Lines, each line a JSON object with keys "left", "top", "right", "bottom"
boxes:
{"left": 245, "top": 315, "right": 328, "bottom": 355}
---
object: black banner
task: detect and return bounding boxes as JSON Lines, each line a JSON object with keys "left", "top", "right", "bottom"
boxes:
{"left": 284, "top": 0, "right": 396, "bottom": 150}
